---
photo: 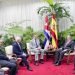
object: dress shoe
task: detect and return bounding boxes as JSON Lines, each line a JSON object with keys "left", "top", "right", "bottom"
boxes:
{"left": 55, "top": 62, "right": 61, "bottom": 66}
{"left": 53, "top": 61, "right": 58, "bottom": 64}
{"left": 20, "top": 62, "right": 24, "bottom": 66}
{"left": 27, "top": 67, "right": 33, "bottom": 71}
{"left": 34, "top": 61, "right": 39, "bottom": 66}
{"left": 39, "top": 59, "right": 44, "bottom": 64}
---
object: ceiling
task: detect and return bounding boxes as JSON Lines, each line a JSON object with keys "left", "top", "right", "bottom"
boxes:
{"left": 0, "top": 0, "right": 74, "bottom": 3}
{"left": 0, "top": 0, "right": 41, "bottom": 2}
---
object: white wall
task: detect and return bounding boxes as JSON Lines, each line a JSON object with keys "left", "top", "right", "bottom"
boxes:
{"left": 0, "top": 0, "right": 75, "bottom": 32}
{"left": 0, "top": 0, "right": 46, "bottom": 31}
{"left": 58, "top": 1, "right": 75, "bottom": 31}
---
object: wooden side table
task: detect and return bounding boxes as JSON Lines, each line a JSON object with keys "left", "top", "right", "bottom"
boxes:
{"left": 45, "top": 49, "right": 56, "bottom": 60}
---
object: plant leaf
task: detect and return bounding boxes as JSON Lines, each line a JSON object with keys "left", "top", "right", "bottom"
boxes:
{"left": 43, "top": 0, "right": 54, "bottom": 5}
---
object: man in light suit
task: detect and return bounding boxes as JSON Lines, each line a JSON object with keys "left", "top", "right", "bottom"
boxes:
{"left": 12, "top": 36, "right": 32, "bottom": 71}
{"left": 54, "top": 35, "right": 75, "bottom": 66}
{"left": 30, "top": 34, "right": 45, "bottom": 66}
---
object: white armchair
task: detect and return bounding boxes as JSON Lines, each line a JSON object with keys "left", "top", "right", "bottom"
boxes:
{"left": 0, "top": 67, "right": 9, "bottom": 75}
{"left": 5, "top": 45, "right": 22, "bottom": 68}
{"left": 5, "top": 45, "right": 14, "bottom": 59}
{"left": 26, "top": 43, "right": 34, "bottom": 62}
{"left": 26, "top": 43, "right": 34, "bottom": 55}
{"left": 0, "top": 64, "right": 9, "bottom": 75}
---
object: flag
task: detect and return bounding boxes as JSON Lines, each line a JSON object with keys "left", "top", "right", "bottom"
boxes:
{"left": 43, "top": 16, "right": 51, "bottom": 50}
{"left": 50, "top": 14, "right": 58, "bottom": 48}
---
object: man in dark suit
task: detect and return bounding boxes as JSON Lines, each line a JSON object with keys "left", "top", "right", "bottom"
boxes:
{"left": 54, "top": 35, "right": 75, "bottom": 66}
{"left": 0, "top": 39, "right": 17, "bottom": 75}
{"left": 12, "top": 36, "right": 32, "bottom": 71}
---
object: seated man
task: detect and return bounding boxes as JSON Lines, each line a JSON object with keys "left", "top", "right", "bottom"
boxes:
{"left": 0, "top": 39, "right": 17, "bottom": 75}
{"left": 12, "top": 36, "right": 32, "bottom": 71}
{"left": 29, "top": 34, "right": 45, "bottom": 66}
{"left": 54, "top": 35, "right": 75, "bottom": 66}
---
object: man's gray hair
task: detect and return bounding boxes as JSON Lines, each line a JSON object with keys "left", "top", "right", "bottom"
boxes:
{"left": 15, "top": 36, "right": 21, "bottom": 41}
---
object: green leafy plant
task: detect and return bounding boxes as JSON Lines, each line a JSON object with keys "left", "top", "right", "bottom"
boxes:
{"left": 2, "top": 34, "right": 13, "bottom": 46}
{"left": 7, "top": 26, "right": 24, "bottom": 35}
{"left": 61, "top": 24, "right": 75, "bottom": 39}
{"left": 23, "top": 26, "right": 34, "bottom": 43}
{"left": 58, "top": 32, "right": 65, "bottom": 47}
{"left": 38, "top": 0, "right": 71, "bottom": 21}
{"left": 58, "top": 24, "right": 75, "bottom": 47}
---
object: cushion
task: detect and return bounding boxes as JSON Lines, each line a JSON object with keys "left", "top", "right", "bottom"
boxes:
{"left": 5, "top": 45, "right": 13, "bottom": 59}
{"left": 1, "top": 67, "right": 9, "bottom": 71}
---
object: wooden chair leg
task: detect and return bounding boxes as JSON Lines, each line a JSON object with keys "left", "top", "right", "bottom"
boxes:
{"left": 72, "top": 56, "right": 75, "bottom": 74}
{"left": 74, "top": 55, "right": 75, "bottom": 70}
{"left": 28, "top": 51, "right": 33, "bottom": 63}
{"left": 16, "top": 58, "right": 22, "bottom": 68}
{"left": 28, "top": 54, "right": 33, "bottom": 63}
{"left": 67, "top": 55, "right": 70, "bottom": 64}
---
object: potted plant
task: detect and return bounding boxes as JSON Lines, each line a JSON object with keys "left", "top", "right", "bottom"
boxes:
{"left": 37, "top": 0, "right": 72, "bottom": 28}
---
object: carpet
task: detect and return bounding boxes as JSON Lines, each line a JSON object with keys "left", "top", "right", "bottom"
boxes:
{"left": 17, "top": 56, "right": 74, "bottom": 75}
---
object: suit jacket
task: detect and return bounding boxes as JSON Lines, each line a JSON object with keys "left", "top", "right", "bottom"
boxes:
{"left": 12, "top": 42, "right": 23, "bottom": 55}
{"left": 30, "top": 38, "right": 41, "bottom": 49}
{"left": 62, "top": 40, "right": 75, "bottom": 50}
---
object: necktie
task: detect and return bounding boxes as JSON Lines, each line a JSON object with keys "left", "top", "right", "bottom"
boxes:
{"left": 64, "top": 40, "right": 70, "bottom": 47}
{"left": 18, "top": 43, "right": 22, "bottom": 50}
{"left": 35, "top": 39, "right": 38, "bottom": 48}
